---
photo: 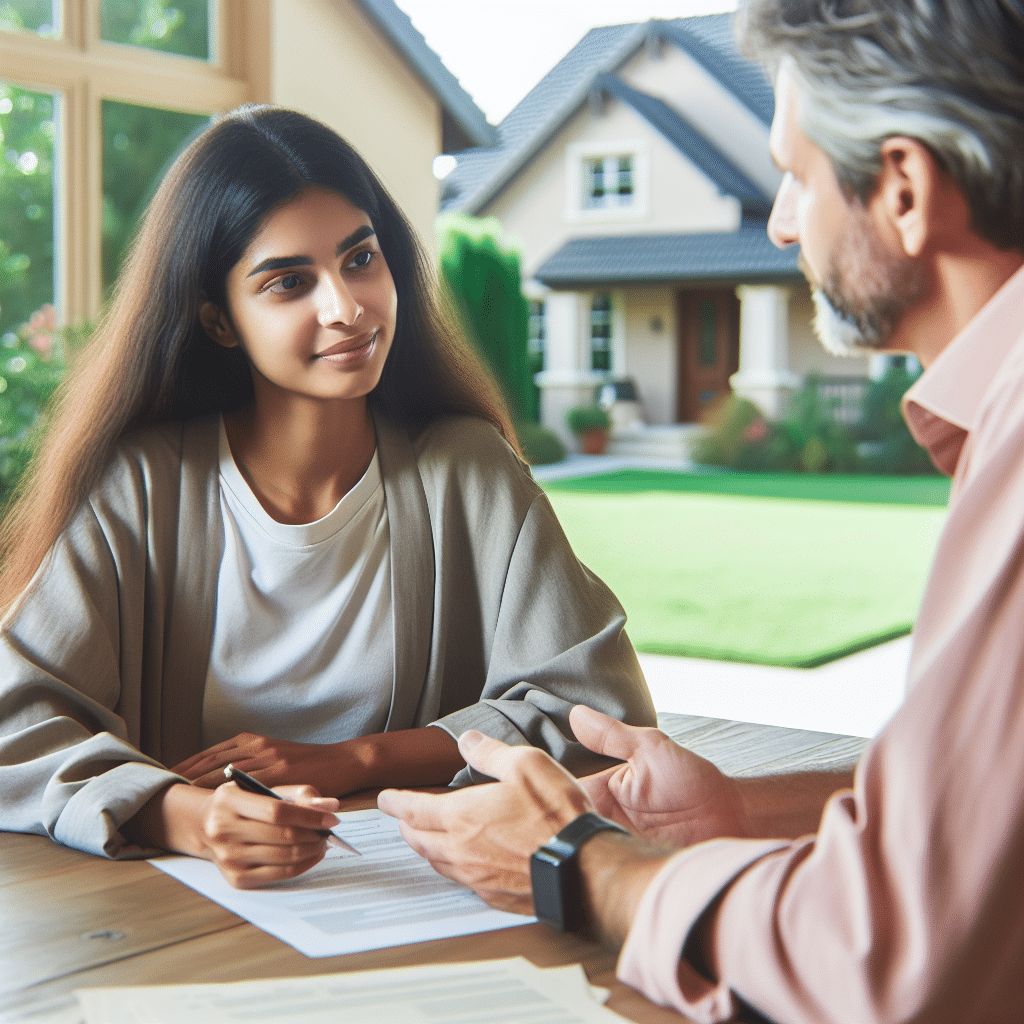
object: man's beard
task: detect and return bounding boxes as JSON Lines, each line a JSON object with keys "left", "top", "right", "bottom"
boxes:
{"left": 803, "top": 204, "right": 925, "bottom": 358}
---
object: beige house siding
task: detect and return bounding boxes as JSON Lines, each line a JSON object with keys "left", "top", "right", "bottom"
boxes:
{"left": 488, "top": 98, "right": 740, "bottom": 280}
{"left": 621, "top": 43, "right": 780, "bottom": 196}
{"left": 269, "top": 0, "right": 442, "bottom": 251}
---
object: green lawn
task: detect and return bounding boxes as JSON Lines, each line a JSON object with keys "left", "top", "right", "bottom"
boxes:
{"left": 543, "top": 471, "right": 948, "bottom": 667}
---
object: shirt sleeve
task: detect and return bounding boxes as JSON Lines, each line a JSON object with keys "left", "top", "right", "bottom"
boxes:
{"left": 616, "top": 364, "right": 1024, "bottom": 1024}
{"left": 0, "top": 459, "right": 186, "bottom": 859}
{"left": 434, "top": 489, "right": 657, "bottom": 780}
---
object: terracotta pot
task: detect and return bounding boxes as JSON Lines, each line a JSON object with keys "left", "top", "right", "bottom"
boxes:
{"left": 579, "top": 428, "right": 609, "bottom": 455}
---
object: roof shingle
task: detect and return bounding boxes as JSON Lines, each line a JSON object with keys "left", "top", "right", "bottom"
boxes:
{"left": 534, "top": 227, "right": 802, "bottom": 287}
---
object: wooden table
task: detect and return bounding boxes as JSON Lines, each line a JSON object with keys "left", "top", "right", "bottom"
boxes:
{"left": 0, "top": 715, "right": 867, "bottom": 1024}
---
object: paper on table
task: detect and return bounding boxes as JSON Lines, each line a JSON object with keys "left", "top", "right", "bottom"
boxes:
{"left": 150, "top": 808, "right": 534, "bottom": 956}
{"left": 76, "top": 957, "right": 625, "bottom": 1024}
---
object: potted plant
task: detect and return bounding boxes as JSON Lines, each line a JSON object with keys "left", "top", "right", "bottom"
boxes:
{"left": 566, "top": 403, "right": 611, "bottom": 455}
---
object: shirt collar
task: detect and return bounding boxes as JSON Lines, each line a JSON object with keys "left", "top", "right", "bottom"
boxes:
{"left": 902, "top": 263, "right": 1024, "bottom": 476}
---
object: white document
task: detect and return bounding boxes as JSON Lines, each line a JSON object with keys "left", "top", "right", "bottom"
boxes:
{"left": 76, "top": 957, "right": 624, "bottom": 1024}
{"left": 150, "top": 809, "right": 534, "bottom": 957}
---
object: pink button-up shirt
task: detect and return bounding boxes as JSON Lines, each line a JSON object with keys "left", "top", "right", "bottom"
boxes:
{"left": 617, "top": 265, "right": 1024, "bottom": 1024}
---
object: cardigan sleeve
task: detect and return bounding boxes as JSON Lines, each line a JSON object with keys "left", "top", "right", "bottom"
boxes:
{"left": 414, "top": 418, "right": 656, "bottom": 782}
{"left": 0, "top": 443, "right": 187, "bottom": 859}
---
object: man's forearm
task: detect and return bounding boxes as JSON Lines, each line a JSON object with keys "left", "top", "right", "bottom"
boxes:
{"left": 738, "top": 770, "right": 854, "bottom": 839}
{"left": 573, "top": 770, "right": 853, "bottom": 948}
{"left": 578, "top": 832, "right": 675, "bottom": 949}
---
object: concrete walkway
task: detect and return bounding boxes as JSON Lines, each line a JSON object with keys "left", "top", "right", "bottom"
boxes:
{"left": 638, "top": 636, "right": 910, "bottom": 739}
{"left": 533, "top": 454, "right": 910, "bottom": 739}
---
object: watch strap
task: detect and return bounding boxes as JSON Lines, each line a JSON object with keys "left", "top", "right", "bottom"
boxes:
{"left": 530, "top": 812, "right": 629, "bottom": 931}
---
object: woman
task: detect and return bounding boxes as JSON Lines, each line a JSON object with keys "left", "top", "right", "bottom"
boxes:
{"left": 0, "top": 106, "right": 654, "bottom": 888}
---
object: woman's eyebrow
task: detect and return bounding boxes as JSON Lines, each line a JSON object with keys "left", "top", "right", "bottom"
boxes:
{"left": 247, "top": 254, "right": 313, "bottom": 278}
{"left": 246, "top": 226, "right": 376, "bottom": 278}
{"left": 337, "top": 224, "right": 375, "bottom": 255}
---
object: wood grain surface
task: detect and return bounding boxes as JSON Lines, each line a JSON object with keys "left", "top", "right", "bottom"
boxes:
{"left": 1, "top": 714, "right": 868, "bottom": 1024}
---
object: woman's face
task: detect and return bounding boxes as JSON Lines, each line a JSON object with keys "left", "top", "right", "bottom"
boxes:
{"left": 211, "top": 186, "right": 397, "bottom": 410}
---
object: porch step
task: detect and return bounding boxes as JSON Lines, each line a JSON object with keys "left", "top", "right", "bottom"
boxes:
{"left": 606, "top": 424, "right": 706, "bottom": 462}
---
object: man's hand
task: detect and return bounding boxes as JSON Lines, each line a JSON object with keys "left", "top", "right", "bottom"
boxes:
{"left": 570, "top": 705, "right": 747, "bottom": 846}
{"left": 377, "top": 731, "right": 592, "bottom": 915}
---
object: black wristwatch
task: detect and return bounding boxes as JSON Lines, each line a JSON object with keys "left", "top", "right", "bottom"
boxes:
{"left": 530, "top": 812, "right": 629, "bottom": 931}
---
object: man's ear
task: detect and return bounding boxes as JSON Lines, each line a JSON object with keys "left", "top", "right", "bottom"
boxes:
{"left": 871, "top": 137, "right": 942, "bottom": 259}
{"left": 198, "top": 295, "right": 239, "bottom": 349}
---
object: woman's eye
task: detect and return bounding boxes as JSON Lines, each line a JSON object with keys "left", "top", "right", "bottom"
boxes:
{"left": 347, "top": 250, "right": 374, "bottom": 270}
{"left": 269, "top": 273, "right": 303, "bottom": 293}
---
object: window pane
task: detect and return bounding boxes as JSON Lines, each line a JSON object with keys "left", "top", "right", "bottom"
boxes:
{"left": 591, "top": 293, "right": 612, "bottom": 372}
{"left": 100, "top": 0, "right": 210, "bottom": 61}
{"left": 0, "top": 0, "right": 58, "bottom": 38}
{"left": 102, "top": 100, "right": 209, "bottom": 292}
{"left": 0, "top": 83, "right": 57, "bottom": 339}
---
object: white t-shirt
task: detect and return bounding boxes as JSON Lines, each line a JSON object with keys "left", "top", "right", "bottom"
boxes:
{"left": 202, "top": 420, "right": 393, "bottom": 747}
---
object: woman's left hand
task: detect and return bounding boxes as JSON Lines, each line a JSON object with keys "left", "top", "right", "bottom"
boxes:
{"left": 170, "top": 732, "right": 367, "bottom": 795}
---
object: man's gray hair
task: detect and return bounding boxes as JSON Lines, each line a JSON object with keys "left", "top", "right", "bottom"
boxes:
{"left": 736, "top": 0, "right": 1024, "bottom": 253}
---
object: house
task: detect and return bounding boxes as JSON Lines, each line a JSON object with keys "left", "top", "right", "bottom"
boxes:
{"left": 440, "top": 14, "right": 874, "bottom": 453}
{"left": 266, "top": 0, "right": 496, "bottom": 251}
{"left": 0, "top": 0, "right": 494, "bottom": 330}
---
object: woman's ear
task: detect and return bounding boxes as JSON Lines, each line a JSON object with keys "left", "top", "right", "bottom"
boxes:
{"left": 198, "top": 295, "right": 239, "bottom": 349}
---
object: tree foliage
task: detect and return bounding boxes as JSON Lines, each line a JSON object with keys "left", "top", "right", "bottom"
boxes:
{"left": 0, "top": 84, "right": 55, "bottom": 339}
{"left": 438, "top": 214, "right": 534, "bottom": 423}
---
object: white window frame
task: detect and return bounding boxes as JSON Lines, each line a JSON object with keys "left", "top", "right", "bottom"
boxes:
{"left": 0, "top": 0, "right": 268, "bottom": 327}
{"left": 564, "top": 139, "right": 649, "bottom": 224}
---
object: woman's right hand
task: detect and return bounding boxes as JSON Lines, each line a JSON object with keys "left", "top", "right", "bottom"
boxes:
{"left": 127, "top": 781, "right": 341, "bottom": 889}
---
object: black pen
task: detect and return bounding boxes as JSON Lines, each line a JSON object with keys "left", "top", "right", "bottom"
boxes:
{"left": 223, "top": 763, "right": 360, "bottom": 855}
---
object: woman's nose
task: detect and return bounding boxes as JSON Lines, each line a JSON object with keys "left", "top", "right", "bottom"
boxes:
{"left": 767, "top": 171, "right": 800, "bottom": 249}
{"left": 318, "top": 276, "right": 362, "bottom": 326}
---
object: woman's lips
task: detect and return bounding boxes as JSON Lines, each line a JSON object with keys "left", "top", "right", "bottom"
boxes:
{"left": 314, "top": 329, "right": 378, "bottom": 362}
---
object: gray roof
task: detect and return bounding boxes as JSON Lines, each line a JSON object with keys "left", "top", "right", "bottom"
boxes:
{"left": 442, "top": 23, "right": 640, "bottom": 208}
{"left": 534, "top": 226, "right": 802, "bottom": 288}
{"left": 655, "top": 18, "right": 774, "bottom": 123}
{"left": 594, "top": 73, "right": 772, "bottom": 218}
{"left": 442, "top": 13, "right": 773, "bottom": 213}
{"left": 353, "top": 0, "right": 496, "bottom": 150}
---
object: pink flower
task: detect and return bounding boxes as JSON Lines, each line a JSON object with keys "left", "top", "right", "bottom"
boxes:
{"left": 24, "top": 304, "right": 58, "bottom": 359}
{"left": 28, "top": 332, "right": 54, "bottom": 357}
{"left": 743, "top": 419, "right": 768, "bottom": 442}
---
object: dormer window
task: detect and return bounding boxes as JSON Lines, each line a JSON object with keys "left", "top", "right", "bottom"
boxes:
{"left": 583, "top": 155, "right": 634, "bottom": 209}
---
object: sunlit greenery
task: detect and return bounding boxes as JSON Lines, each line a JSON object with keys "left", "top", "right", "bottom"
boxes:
{"left": 0, "top": 84, "right": 56, "bottom": 340}
{"left": 0, "top": 0, "right": 212, "bottom": 503}
{"left": 100, "top": 0, "right": 208, "bottom": 59}
{"left": 0, "top": 0, "right": 57, "bottom": 37}
{"left": 102, "top": 101, "right": 209, "bottom": 290}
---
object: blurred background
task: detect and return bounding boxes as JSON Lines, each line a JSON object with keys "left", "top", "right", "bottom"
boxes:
{"left": 0, "top": 0, "right": 943, "bottom": 734}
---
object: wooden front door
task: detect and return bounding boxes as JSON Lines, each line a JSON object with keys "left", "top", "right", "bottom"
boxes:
{"left": 676, "top": 288, "right": 740, "bottom": 422}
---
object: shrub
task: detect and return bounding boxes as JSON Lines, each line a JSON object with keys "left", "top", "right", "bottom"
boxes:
{"left": 694, "top": 376, "right": 859, "bottom": 474}
{"left": 0, "top": 304, "right": 86, "bottom": 509}
{"left": 516, "top": 421, "right": 566, "bottom": 466}
{"left": 858, "top": 362, "right": 938, "bottom": 474}
{"left": 565, "top": 404, "right": 610, "bottom": 435}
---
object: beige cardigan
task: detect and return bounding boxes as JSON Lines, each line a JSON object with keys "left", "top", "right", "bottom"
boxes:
{"left": 0, "top": 412, "right": 654, "bottom": 858}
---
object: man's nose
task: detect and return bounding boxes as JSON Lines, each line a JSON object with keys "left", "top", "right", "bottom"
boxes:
{"left": 767, "top": 172, "right": 799, "bottom": 249}
{"left": 318, "top": 275, "right": 362, "bottom": 326}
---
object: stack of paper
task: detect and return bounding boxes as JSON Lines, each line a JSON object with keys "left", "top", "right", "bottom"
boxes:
{"left": 151, "top": 809, "right": 534, "bottom": 956}
{"left": 76, "top": 957, "right": 624, "bottom": 1023}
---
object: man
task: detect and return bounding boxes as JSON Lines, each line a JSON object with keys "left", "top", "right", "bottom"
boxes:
{"left": 378, "top": 1, "right": 1024, "bottom": 1020}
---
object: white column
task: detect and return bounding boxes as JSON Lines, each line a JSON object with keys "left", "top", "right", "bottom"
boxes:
{"left": 534, "top": 291, "right": 606, "bottom": 448}
{"left": 730, "top": 285, "right": 799, "bottom": 419}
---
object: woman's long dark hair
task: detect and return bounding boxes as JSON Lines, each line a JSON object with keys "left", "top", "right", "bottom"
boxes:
{"left": 0, "top": 105, "right": 517, "bottom": 610}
